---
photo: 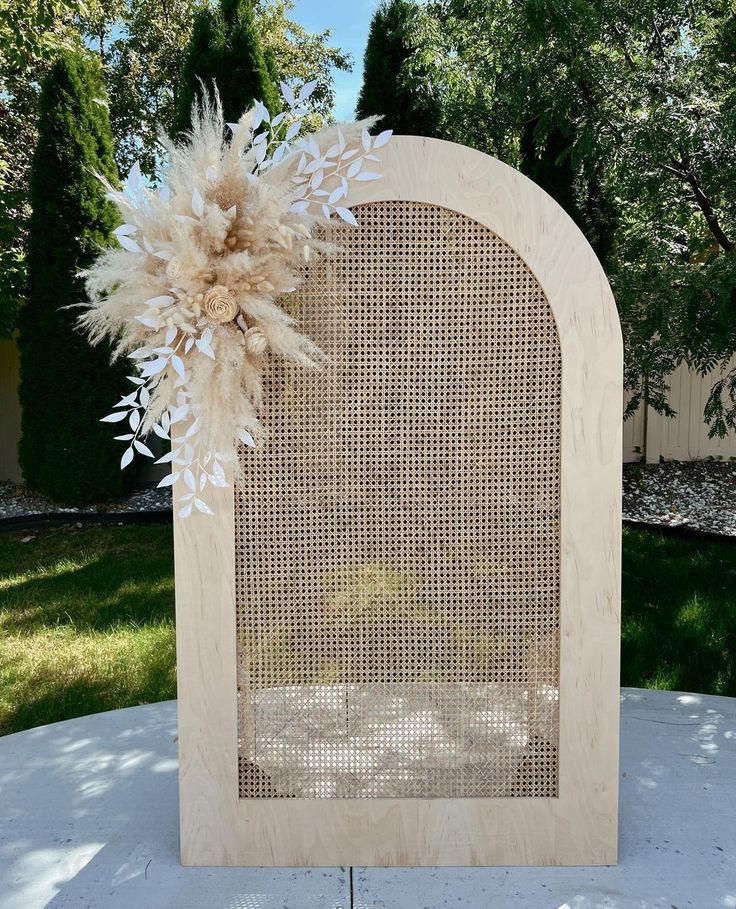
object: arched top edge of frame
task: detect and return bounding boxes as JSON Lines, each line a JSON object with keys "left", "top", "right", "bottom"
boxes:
{"left": 345, "top": 135, "right": 623, "bottom": 363}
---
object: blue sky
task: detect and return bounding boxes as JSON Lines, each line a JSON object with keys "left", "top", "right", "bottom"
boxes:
{"left": 286, "top": 0, "right": 379, "bottom": 120}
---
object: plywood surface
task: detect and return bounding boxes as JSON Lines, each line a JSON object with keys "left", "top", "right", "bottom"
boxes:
{"left": 174, "top": 136, "right": 622, "bottom": 866}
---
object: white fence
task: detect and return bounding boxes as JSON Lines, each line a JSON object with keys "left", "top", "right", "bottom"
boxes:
{"left": 623, "top": 358, "right": 736, "bottom": 463}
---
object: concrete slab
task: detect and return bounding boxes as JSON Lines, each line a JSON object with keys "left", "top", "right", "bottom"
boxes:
{"left": 0, "top": 702, "right": 348, "bottom": 909}
{"left": 0, "top": 689, "right": 734, "bottom": 909}
{"left": 357, "top": 689, "right": 736, "bottom": 908}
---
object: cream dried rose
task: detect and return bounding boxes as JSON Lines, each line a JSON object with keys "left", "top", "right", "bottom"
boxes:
{"left": 165, "top": 257, "right": 185, "bottom": 283}
{"left": 203, "top": 285, "right": 238, "bottom": 323}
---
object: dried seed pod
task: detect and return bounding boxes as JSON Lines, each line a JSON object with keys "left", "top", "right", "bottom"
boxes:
{"left": 244, "top": 327, "right": 268, "bottom": 356}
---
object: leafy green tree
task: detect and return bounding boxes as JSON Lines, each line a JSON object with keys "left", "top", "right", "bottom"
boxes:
{"left": 255, "top": 0, "right": 351, "bottom": 133}
{"left": 414, "top": 0, "right": 736, "bottom": 435}
{"left": 356, "top": 0, "right": 440, "bottom": 136}
{"left": 173, "top": 0, "right": 279, "bottom": 136}
{"left": 0, "top": 0, "right": 88, "bottom": 337}
{"left": 17, "top": 52, "right": 138, "bottom": 503}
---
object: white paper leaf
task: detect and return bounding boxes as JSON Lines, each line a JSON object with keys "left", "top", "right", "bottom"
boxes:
{"left": 118, "top": 235, "right": 141, "bottom": 253}
{"left": 347, "top": 159, "right": 363, "bottom": 179}
{"left": 289, "top": 201, "right": 310, "bottom": 217}
{"left": 194, "top": 497, "right": 215, "bottom": 515}
{"left": 285, "top": 120, "right": 302, "bottom": 142}
{"left": 133, "top": 439, "right": 154, "bottom": 457}
{"left": 121, "top": 447, "right": 135, "bottom": 469}
{"left": 184, "top": 417, "right": 201, "bottom": 439}
{"left": 361, "top": 129, "right": 372, "bottom": 151}
{"left": 179, "top": 502, "right": 193, "bottom": 519}
{"left": 328, "top": 186, "right": 346, "bottom": 205}
{"left": 355, "top": 172, "right": 382, "bottom": 181}
{"left": 280, "top": 81, "right": 296, "bottom": 106}
{"left": 239, "top": 430, "right": 256, "bottom": 447}
{"left": 169, "top": 403, "right": 189, "bottom": 424}
{"left": 139, "top": 357, "right": 168, "bottom": 377}
{"left": 157, "top": 472, "right": 180, "bottom": 488}
{"left": 114, "top": 224, "right": 137, "bottom": 237}
{"left": 255, "top": 141, "right": 269, "bottom": 166}
{"left": 165, "top": 326, "right": 177, "bottom": 346}
{"left": 253, "top": 100, "right": 269, "bottom": 128}
{"left": 191, "top": 187, "right": 204, "bottom": 218}
{"left": 211, "top": 461, "right": 228, "bottom": 486}
{"left": 101, "top": 411, "right": 129, "bottom": 423}
{"left": 171, "top": 355, "right": 186, "bottom": 380}
{"left": 126, "top": 375, "right": 146, "bottom": 385}
{"left": 373, "top": 129, "right": 393, "bottom": 148}
{"left": 144, "top": 295, "right": 174, "bottom": 308}
{"left": 152, "top": 422, "right": 169, "bottom": 440}
{"left": 139, "top": 386, "right": 150, "bottom": 407}
{"left": 195, "top": 337, "right": 215, "bottom": 359}
{"left": 298, "top": 79, "right": 318, "bottom": 102}
{"left": 322, "top": 204, "right": 330, "bottom": 220}
{"left": 126, "top": 161, "right": 142, "bottom": 192}
{"left": 129, "top": 410, "right": 141, "bottom": 431}
{"left": 116, "top": 392, "right": 139, "bottom": 408}
{"left": 154, "top": 249, "right": 173, "bottom": 260}
{"left": 113, "top": 433, "right": 134, "bottom": 441}
{"left": 335, "top": 207, "right": 358, "bottom": 226}
{"left": 184, "top": 337, "right": 195, "bottom": 354}
{"left": 155, "top": 449, "right": 179, "bottom": 464}
{"left": 135, "top": 315, "right": 160, "bottom": 328}
{"left": 183, "top": 468, "right": 195, "bottom": 491}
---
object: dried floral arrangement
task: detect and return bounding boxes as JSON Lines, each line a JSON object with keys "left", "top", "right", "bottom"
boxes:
{"left": 81, "top": 81, "right": 391, "bottom": 516}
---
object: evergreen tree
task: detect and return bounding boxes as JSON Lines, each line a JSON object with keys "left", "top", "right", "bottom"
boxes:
{"left": 356, "top": 0, "right": 440, "bottom": 136}
{"left": 173, "top": 0, "right": 279, "bottom": 136}
{"left": 17, "top": 52, "right": 138, "bottom": 504}
{"left": 520, "top": 118, "right": 618, "bottom": 270}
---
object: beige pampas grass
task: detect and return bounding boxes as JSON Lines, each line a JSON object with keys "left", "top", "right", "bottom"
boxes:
{"left": 80, "top": 82, "right": 389, "bottom": 516}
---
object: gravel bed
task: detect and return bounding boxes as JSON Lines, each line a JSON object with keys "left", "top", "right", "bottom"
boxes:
{"left": 623, "top": 460, "right": 736, "bottom": 536}
{"left": 0, "top": 482, "right": 171, "bottom": 521}
{"left": 2, "top": 462, "right": 736, "bottom": 536}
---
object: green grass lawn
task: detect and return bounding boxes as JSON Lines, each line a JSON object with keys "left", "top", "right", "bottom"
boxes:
{"left": 1, "top": 522, "right": 734, "bottom": 736}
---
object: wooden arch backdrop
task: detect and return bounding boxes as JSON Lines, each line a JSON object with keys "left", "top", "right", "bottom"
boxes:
{"left": 174, "top": 136, "right": 622, "bottom": 867}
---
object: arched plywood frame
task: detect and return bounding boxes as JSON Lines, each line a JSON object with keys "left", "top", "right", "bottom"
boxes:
{"left": 174, "top": 136, "right": 622, "bottom": 866}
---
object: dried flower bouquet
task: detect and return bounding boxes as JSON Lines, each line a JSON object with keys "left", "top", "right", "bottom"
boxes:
{"left": 81, "top": 81, "right": 391, "bottom": 516}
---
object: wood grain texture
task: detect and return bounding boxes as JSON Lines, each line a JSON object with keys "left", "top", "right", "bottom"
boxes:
{"left": 174, "top": 136, "right": 622, "bottom": 867}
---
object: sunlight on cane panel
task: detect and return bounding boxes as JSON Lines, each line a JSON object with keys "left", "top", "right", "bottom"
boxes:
{"left": 234, "top": 201, "right": 561, "bottom": 799}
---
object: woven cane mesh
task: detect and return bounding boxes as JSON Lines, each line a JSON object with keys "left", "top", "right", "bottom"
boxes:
{"left": 235, "top": 201, "right": 561, "bottom": 799}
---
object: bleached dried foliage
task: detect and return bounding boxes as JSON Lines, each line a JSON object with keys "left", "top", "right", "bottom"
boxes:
{"left": 81, "top": 81, "right": 391, "bottom": 516}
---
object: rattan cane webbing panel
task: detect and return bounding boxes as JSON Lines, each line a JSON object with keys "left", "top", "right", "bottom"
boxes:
{"left": 235, "top": 201, "right": 561, "bottom": 799}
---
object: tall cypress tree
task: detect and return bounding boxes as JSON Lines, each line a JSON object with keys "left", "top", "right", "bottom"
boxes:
{"left": 356, "top": 0, "right": 440, "bottom": 136}
{"left": 173, "top": 0, "right": 280, "bottom": 136}
{"left": 17, "top": 52, "right": 137, "bottom": 504}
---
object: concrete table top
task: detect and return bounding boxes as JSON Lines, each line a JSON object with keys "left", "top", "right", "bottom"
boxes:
{"left": 0, "top": 688, "right": 734, "bottom": 909}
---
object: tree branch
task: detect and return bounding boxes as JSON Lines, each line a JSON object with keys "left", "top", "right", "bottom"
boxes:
{"left": 665, "top": 158, "right": 734, "bottom": 252}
